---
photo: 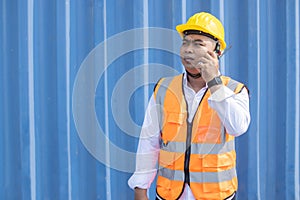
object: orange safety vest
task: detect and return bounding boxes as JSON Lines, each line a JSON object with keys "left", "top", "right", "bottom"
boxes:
{"left": 153, "top": 74, "right": 245, "bottom": 200}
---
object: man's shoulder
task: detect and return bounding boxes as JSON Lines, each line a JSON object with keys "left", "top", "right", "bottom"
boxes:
{"left": 221, "top": 75, "right": 246, "bottom": 93}
{"left": 221, "top": 75, "right": 244, "bottom": 84}
{"left": 155, "top": 73, "right": 183, "bottom": 86}
{"left": 159, "top": 73, "right": 183, "bottom": 81}
{"left": 153, "top": 73, "right": 183, "bottom": 93}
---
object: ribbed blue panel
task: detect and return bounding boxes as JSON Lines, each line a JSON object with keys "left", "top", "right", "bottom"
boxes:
{"left": 0, "top": 0, "right": 299, "bottom": 199}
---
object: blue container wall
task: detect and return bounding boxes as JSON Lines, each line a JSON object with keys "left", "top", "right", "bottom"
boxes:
{"left": 0, "top": 0, "right": 299, "bottom": 199}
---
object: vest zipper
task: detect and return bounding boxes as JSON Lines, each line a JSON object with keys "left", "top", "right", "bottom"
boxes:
{"left": 183, "top": 88, "right": 207, "bottom": 186}
{"left": 183, "top": 122, "right": 192, "bottom": 185}
{"left": 179, "top": 75, "right": 208, "bottom": 198}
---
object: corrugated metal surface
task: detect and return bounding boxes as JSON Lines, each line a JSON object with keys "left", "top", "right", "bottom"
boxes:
{"left": 0, "top": 0, "right": 299, "bottom": 199}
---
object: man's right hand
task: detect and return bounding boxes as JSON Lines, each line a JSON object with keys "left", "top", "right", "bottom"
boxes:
{"left": 134, "top": 188, "right": 148, "bottom": 200}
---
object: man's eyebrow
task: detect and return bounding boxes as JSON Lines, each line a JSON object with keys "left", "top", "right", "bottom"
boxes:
{"left": 182, "top": 38, "right": 204, "bottom": 42}
{"left": 193, "top": 39, "right": 204, "bottom": 42}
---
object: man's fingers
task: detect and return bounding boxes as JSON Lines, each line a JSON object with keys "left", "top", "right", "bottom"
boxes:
{"left": 207, "top": 50, "right": 217, "bottom": 59}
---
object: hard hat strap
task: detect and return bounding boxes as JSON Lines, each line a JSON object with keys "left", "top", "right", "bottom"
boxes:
{"left": 186, "top": 70, "right": 202, "bottom": 79}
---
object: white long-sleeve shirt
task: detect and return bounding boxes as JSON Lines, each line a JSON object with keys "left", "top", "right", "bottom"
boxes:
{"left": 128, "top": 73, "right": 251, "bottom": 200}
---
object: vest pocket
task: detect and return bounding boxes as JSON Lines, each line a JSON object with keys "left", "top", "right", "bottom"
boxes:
{"left": 200, "top": 152, "right": 236, "bottom": 192}
{"left": 201, "top": 151, "right": 235, "bottom": 169}
{"left": 196, "top": 125, "right": 221, "bottom": 143}
{"left": 201, "top": 169, "right": 236, "bottom": 193}
{"left": 159, "top": 150, "right": 176, "bottom": 170}
{"left": 156, "top": 176, "right": 172, "bottom": 198}
{"left": 162, "top": 112, "right": 184, "bottom": 142}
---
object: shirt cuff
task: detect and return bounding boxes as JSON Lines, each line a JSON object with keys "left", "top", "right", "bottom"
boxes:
{"left": 208, "top": 85, "right": 235, "bottom": 102}
{"left": 128, "top": 170, "right": 157, "bottom": 190}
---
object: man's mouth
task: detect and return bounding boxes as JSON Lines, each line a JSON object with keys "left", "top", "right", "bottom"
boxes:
{"left": 183, "top": 56, "right": 195, "bottom": 64}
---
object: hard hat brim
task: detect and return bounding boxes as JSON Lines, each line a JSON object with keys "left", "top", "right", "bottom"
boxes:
{"left": 176, "top": 24, "right": 226, "bottom": 51}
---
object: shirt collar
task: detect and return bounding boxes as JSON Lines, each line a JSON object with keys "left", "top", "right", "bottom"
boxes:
{"left": 183, "top": 71, "right": 221, "bottom": 88}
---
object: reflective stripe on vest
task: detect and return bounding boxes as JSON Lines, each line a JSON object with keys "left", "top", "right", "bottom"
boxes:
{"left": 158, "top": 167, "right": 237, "bottom": 183}
{"left": 154, "top": 74, "right": 244, "bottom": 200}
{"left": 159, "top": 139, "right": 234, "bottom": 154}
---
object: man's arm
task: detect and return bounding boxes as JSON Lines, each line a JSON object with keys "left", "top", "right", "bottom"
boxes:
{"left": 208, "top": 86, "right": 251, "bottom": 136}
{"left": 128, "top": 95, "right": 161, "bottom": 198}
{"left": 134, "top": 188, "right": 148, "bottom": 200}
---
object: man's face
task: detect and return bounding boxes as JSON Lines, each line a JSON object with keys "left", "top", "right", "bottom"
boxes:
{"left": 180, "top": 34, "right": 217, "bottom": 75}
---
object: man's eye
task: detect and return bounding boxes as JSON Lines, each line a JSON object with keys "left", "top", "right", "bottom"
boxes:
{"left": 195, "top": 42, "right": 204, "bottom": 46}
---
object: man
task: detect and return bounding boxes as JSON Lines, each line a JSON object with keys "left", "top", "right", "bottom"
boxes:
{"left": 128, "top": 12, "right": 250, "bottom": 200}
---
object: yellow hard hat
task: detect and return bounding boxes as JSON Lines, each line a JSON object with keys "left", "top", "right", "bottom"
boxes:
{"left": 176, "top": 12, "right": 226, "bottom": 51}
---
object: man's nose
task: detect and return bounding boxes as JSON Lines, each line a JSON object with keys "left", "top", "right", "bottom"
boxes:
{"left": 184, "top": 44, "right": 194, "bottom": 53}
